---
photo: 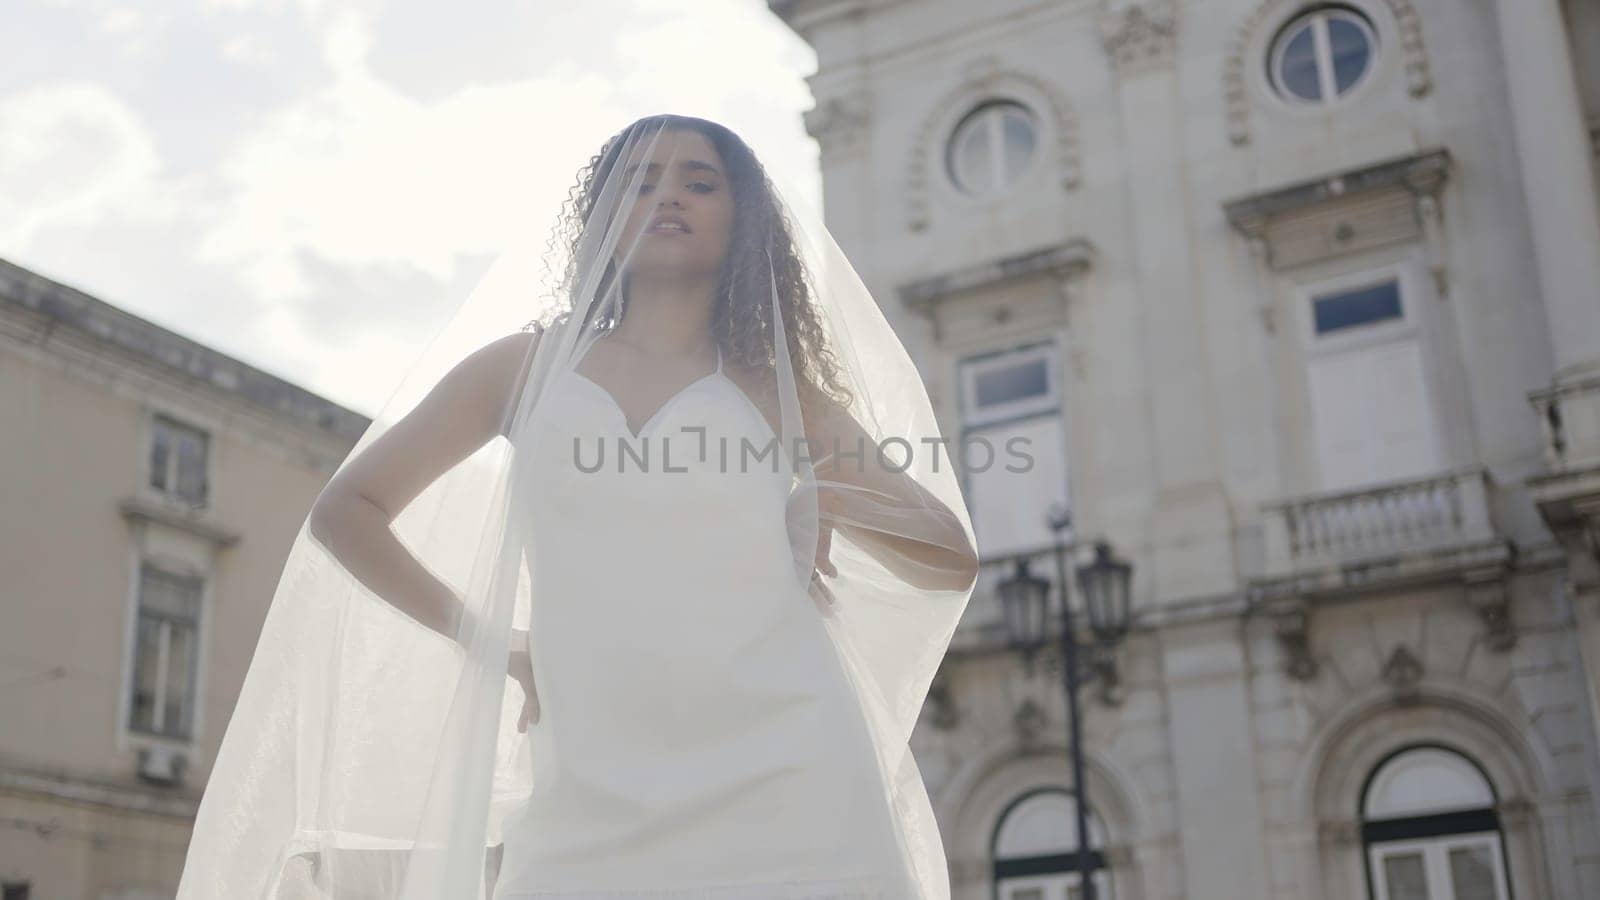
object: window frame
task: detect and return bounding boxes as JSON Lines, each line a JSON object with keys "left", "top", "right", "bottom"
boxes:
{"left": 957, "top": 339, "right": 1062, "bottom": 431}
{"left": 1295, "top": 259, "right": 1424, "bottom": 358}
{"left": 945, "top": 100, "right": 1041, "bottom": 198}
{"left": 1367, "top": 832, "right": 1510, "bottom": 900}
{"left": 1268, "top": 5, "right": 1380, "bottom": 107}
{"left": 1360, "top": 744, "right": 1514, "bottom": 900}
{"left": 1292, "top": 258, "right": 1448, "bottom": 492}
{"left": 126, "top": 562, "right": 204, "bottom": 741}
{"left": 956, "top": 339, "right": 1072, "bottom": 558}
{"left": 147, "top": 411, "right": 212, "bottom": 508}
{"left": 989, "top": 787, "right": 1112, "bottom": 900}
{"left": 118, "top": 552, "right": 213, "bottom": 753}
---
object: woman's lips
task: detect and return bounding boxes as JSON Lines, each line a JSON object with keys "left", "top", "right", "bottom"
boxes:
{"left": 647, "top": 215, "right": 691, "bottom": 234}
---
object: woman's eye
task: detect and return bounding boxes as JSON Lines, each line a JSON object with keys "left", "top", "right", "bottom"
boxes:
{"left": 689, "top": 182, "right": 716, "bottom": 193}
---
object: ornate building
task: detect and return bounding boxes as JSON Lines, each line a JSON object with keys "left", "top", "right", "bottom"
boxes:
{"left": 772, "top": 0, "right": 1600, "bottom": 897}
{"left": 0, "top": 259, "right": 366, "bottom": 898}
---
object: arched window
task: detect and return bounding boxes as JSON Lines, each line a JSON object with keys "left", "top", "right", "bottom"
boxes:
{"left": 1269, "top": 5, "right": 1378, "bottom": 105}
{"left": 946, "top": 100, "right": 1038, "bottom": 197}
{"left": 1362, "top": 746, "right": 1512, "bottom": 900}
{"left": 991, "top": 788, "right": 1112, "bottom": 900}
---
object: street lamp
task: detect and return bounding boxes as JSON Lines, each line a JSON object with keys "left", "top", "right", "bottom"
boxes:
{"left": 997, "top": 510, "right": 1133, "bottom": 900}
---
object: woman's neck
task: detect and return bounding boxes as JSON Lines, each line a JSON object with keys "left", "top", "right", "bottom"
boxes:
{"left": 610, "top": 276, "right": 718, "bottom": 358}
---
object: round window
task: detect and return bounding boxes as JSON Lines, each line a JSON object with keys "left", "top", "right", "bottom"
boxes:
{"left": 1270, "top": 6, "right": 1378, "bottom": 105}
{"left": 946, "top": 101, "right": 1038, "bottom": 196}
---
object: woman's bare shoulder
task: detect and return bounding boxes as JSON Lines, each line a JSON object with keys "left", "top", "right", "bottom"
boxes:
{"left": 434, "top": 329, "right": 542, "bottom": 438}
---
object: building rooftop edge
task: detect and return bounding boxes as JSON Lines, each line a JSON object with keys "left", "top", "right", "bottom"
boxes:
{"left": 0, "top": 256, "right": 371, "bottom": 441}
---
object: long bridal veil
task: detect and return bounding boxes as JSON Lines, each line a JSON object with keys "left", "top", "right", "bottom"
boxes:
{"left": 175, "top": 113, "right": 978, "bottom": 899}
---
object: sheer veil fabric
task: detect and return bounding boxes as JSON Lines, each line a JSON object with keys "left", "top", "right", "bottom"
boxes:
{"left": 175, "top": 114, "right": 979, "bottom": 899}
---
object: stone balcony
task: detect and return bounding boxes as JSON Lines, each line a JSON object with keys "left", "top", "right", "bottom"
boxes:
{"left": 1248, "top": 467, "right": 1518, "bottom": 678}
{"left": 1527, "top": 374, "right": 1600, "bottom": 581}
{"left": 1251, "top": 466, "right": 1513, "bottom": 602}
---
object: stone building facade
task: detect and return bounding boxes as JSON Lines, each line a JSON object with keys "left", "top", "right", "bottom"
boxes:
{"left": 772, "top": 1, "right": 1600, "bottom": 898}
{"left": 0, "top": 259, "right": 366, "bottom": 899}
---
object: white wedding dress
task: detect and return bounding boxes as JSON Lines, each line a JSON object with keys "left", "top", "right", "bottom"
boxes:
{"left": 493, "top": 345, "right": 903, "bottom": 899}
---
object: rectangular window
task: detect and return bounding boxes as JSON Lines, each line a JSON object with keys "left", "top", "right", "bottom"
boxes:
{"left": 958, "top": 341, "right": 1069, "bottom": 558}
{"left": 1368, "top": 834, "right": 1509, "bottom": 900}
{"left": 1312, "top": 278, "right": 1402, "bottom": 335}
{"left": 974, "top": 357, "right": 1049, "bottom": 408}
{"left": 1301, "top": 268, "right": 1443, "bottom": 491}
{"left": 960, "top": 341, "right": 1059, "bottom": 428}
{"left": 150, "top": 414, "right": 209, "bottom": 506}
{"left": 129, "top": 565, "right": 202, "bottom": 741}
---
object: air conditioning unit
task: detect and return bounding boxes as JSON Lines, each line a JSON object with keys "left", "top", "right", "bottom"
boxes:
{"left": 137, "top": 744, "right": 189, "bottom": 785}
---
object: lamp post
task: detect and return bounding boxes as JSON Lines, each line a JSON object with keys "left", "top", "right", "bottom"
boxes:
{"left": 997, "top": 508, "right": 1132, "bottom": 900}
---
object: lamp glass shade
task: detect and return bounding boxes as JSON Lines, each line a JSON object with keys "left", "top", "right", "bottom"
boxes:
{"left": 1077, "top": 542, "right": 1132, "bottom": 644}
{"left": 998, "top": 559, "right": 1051, "bottom": 652}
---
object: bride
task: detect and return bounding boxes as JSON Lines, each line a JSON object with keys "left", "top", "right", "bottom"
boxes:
{"left": 175, "top": 114, "right": 979, "bottom": 900}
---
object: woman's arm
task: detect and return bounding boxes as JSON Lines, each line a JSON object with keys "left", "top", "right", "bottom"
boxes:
{"left": 307, "top": 329, "right": 539, "bottom": 644}
{"left": 803, "top": 390, "right": 979, "bottom": 593}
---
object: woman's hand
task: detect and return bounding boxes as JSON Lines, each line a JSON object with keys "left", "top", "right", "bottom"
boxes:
{"left": 507, "top": 629, "right": 540, "bottom": 731}
{"left": 814, "top": 515, "right": 838, "bottom": 579}
{"left": 809, "top": 517, "right": 840, "bottom": 612}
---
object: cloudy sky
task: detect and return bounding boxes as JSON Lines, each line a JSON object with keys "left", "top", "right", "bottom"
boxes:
{"left": 2, "top": 0, "right": 820, "bottom": 415}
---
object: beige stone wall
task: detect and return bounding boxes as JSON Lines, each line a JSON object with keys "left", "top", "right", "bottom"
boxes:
{"left": 0, "top": 301, "right": 357, "bottom": 898}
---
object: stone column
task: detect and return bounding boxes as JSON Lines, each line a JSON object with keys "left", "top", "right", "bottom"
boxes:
{"left": 1500, "top": 0, "right": 1600, "bottom": 844}
{"left": 1101, "top": 17, "right": 1272, "bottom": 893}
{"left": 1493, "top": 0, "right": 1600, "bottom": 380}
{"left": 1159, "top": 618, "right": 1273, "bottom": 900}
{"left": 1099, "top": 0, "right": 1234, "bottom": 602}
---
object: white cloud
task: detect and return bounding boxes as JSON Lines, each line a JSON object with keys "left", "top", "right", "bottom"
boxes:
{"left": 0, "top": 83, "right": 170, "bottom": 247}
{"left": 2, "top": 0, "right": 822, "bottom": 415}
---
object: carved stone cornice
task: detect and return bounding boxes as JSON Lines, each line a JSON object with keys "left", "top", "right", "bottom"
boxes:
{"left": 1224, "top": 149, "right": 1448, "bottom": 234}
{"left": 119, "top": 495, "right": 241, "bottom": 549}
{"left": 1274, "top": 603, "right": 1319, "bottom": 682}
{"left": 1463, "top": 566, "right": 1518, "bottom": 653}
{"left": 803, "top": 91, "right": 871, "bottom": 164}
{"left": 767, "top": 0, "right": 914, "bottom": 37}
{"left": 898, "top": 239, "right": 1094, "bottom": 314}
{"left": 0, "top": 763, "right": 199, "bottom": 819}
{"left": 1380, "top": 644, "right": 1424, "bottom": 701}
{"left": 0, "top": 257, "right": 368, "bottom": 445}
{"left": 1098, "top": 0, "right": 1179, "bottom": 76}
{"left": 1224, "top": 0, "right": 1433, "bottom": 146}
{"left": 1013, "top": 697, "right": 1048, "bottom": 747}
{"left": 1223, "top": 149, "right": 1451, "bottom": 271}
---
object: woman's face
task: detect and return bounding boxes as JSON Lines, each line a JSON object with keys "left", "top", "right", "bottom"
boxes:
{"left": 612, "top": 128, "right": 735, "bottom": 285}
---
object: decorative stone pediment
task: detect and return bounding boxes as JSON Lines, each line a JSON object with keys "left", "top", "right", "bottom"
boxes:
{"left": 897, "top": 240, "right": 1094, "bottom": 346}
{"left": 1223, "top": 149, "right": 1449, "bottom": 269}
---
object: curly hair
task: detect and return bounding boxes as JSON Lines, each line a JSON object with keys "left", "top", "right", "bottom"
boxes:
{"left": 523, "top": 114, "right": 853, "bottom": 410}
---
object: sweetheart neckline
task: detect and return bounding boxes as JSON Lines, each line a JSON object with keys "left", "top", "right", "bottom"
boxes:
{"left": 564, "top": 369, "right": 780, "bottom": 447}
{"left": 566, "top": 343, "right": 725, "bottom": 440}
{"left": 566, "top": 367, "right": 724, "bottom": 440}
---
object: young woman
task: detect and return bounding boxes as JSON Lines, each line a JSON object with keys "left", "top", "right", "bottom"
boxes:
{"left": 177, "top": 114, "right": 979, "bottom": 900}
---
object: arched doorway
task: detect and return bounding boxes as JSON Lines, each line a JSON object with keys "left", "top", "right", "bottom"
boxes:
{"left": 990, "top": 788, "right": 1112, "bottom": 900}
{"left": 1362, "top": 744, "right": 1513, "bottom": 899}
